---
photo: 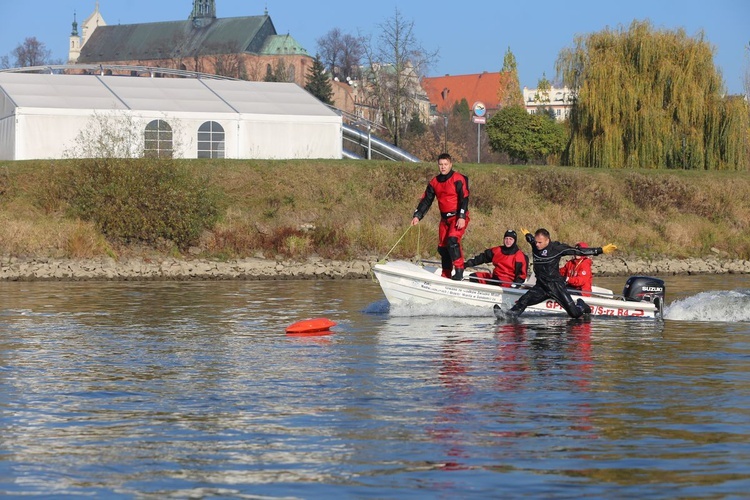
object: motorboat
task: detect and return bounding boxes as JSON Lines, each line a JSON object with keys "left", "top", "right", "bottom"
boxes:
{"left": 372, "top": 260, "right": 665, "bottom": 319}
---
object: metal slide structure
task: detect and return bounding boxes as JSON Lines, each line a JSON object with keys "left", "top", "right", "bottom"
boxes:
{"left": 330, "top": 106, "right": 420, "bottom": 162}
{"left": 342, "top": 124, "right": 420, "bottom": 162}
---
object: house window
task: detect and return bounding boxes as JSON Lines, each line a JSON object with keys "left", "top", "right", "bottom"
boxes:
{"left": 144, "top": 120, "right": 173, "bottom": 158}
{"left": 197, "top": 121, "right": 225, "bottom": 159}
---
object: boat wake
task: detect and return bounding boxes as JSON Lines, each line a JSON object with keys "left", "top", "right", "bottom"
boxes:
{"left": 664, "top": 288, "right": 750, "bottom": 322}
{"left": 362, "top": 299, "right": 390, "bottom": 315}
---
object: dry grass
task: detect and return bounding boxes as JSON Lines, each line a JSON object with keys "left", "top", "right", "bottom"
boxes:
{"left": 1, "top": 159, "right": 749, "bottom": 261}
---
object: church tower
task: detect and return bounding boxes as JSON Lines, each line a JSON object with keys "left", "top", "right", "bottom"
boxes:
{"left": 70, "top": 1, "right": 106, "bottom": 63}
{"left": 190, "top": 0, "right": 216, "bottom": 27}
{"left": 68, "top": 12, "right": 81, "bottom": 63}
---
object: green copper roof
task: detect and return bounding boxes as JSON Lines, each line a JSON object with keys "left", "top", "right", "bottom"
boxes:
{"left": 78, "top": 15, "right": 287, "bottom": 63}
{"left": 260, "top": 34, "right": 309, "bottom": 56}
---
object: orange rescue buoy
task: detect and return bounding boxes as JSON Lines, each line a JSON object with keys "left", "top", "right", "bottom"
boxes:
{"left": 285, "top": 317, "right": 337, "bottom": 335}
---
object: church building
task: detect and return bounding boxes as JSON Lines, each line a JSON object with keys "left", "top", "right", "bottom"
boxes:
{"left": 68, "top": 1, "right": 106, "bottom": 64}
{"left": 68, "top": 0, "right": 313, "bottom": 86}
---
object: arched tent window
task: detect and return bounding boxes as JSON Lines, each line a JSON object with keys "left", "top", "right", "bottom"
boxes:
{"left": 197, "top": 121, "right": 225, "bottom": 159}
{"left": 144, "top": 120, "right": 173, "bottom": 158}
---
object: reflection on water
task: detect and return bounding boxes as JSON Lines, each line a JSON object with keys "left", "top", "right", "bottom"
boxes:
{"left": 0, "top": 275, "right": 749, "bottom": 497}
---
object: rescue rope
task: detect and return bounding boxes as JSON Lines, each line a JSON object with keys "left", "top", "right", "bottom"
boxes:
{"left": 378, "top": 225, "right": 412, "bottom": 264}
{"left": 416, "top": 223, "right": 421, "bottom": 260}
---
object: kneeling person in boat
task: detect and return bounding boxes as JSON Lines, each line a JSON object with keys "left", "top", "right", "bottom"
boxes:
{"left": 507, "top": 228, "right": 617, "bottom": 319}
{"left": 464, "top": 229, "right": 529, "bottom": 287}
{"left": 559, "top": 242, "right": 593, "bottom": 297}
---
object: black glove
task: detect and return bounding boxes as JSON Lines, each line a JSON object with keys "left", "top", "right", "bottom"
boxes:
{"left": 464, "top": 258, "right": 476, "bottom": 268}
{"left": 521, "top": 228, "right": 533, "bottom": 244}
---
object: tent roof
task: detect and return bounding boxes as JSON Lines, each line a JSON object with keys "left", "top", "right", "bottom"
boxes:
{"left": 0, "top": 73, "right": 338, "bottom": 118}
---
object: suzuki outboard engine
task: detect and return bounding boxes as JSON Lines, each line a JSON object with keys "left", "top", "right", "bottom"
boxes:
{"left": 623, "top": 276, "right": 666, "bottom": 318}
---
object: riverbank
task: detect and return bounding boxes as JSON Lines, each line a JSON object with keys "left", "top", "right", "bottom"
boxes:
{"left": 3, "top": 160, "right": 750, "bottom": 265}
{"left": 1, "top": 255, "right": 748, "bottom": 281}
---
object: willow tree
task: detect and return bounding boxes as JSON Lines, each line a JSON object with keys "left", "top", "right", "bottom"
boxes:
{"left": 556, "top": 20, "right": 749, "bottom": 170}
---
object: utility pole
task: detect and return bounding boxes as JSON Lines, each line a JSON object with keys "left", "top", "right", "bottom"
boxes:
{"left": 443, "top": 114, "right": 448, "bottom": 153}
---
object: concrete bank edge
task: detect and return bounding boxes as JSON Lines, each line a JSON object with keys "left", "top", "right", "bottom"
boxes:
{"left": 1, "top": 255, "right": 749, "bottom": 282}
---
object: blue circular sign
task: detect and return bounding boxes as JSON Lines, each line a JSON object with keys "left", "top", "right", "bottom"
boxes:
{"left": 472, "top": 101, "right": 486, "bottom": 117}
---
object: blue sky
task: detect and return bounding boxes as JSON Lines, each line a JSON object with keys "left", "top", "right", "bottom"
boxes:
{"left": 1, "top": 0, "right": 747, "bottom": 94}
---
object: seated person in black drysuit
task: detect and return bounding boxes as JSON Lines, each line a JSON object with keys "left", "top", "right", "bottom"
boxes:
{"left": 506, "top": 228, "right": 617, "bottom": 319}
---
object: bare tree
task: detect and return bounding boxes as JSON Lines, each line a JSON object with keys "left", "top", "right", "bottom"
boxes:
{"left": 212, "top": 52, "right": 246, "bottom": 79}
{"left": 317, "top": 28, "right": 344, "bottom": 77}
{"left": 363, "top": 8, "right": 437, "bottom": 147}
{"left": 317, "top": 28, "right": 365, "bottom": 81}
{"left": 243, "top": 57, "right": 265, "bottom": 82}
{"left": 11, "top": 37, "right": 52, "bottom": 67}
{"left": 1, "top": 55, "right": 9, "bottom": 69}
{"left": 194, "top": 42, "right": 247, "bottom": 79}
{"left": 339, "top": 33, "right": 365, "bottom": 81}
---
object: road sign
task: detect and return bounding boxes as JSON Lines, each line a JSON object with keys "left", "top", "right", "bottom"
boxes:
{"left": 472, "top": 115, "right": 486, "bottom": 124}
{"left": 472, "top": 101, "right": 486, "bottom": 117}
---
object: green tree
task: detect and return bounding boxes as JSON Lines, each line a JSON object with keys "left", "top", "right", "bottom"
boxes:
{"left": 534, "top": 73, "right": 552, "bottom": 104}
{"left": 452, "top": 98, "right": 471, "bottom": 122}
{"left": 404, "top": 111, "right": 426, "bottom": 137}
{"left": 533, "top": 73, "right": 557, "bottom": 121}
{"left": 745, "top": 41, "right": 750, "bottom": 100}
{"left": 264, "top": 60, "right": 291, "bottom": 83}
{"left": 557, "top": 20, "right": 749, "bottom": 170}
{"left": 499, "top": 47, "right": 524, "bottom": 107}
{"left": 486, "top": 105, "right": 566, "bottom": 163}
{"left": 305, "top": 55, "right": 334, "bottom": 105}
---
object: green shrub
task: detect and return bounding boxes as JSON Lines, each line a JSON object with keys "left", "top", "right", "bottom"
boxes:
{"left": 66, "top": 158, "right": 223, "bottom": 249}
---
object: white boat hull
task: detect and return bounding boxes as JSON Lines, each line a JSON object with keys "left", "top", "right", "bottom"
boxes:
{"left": 373, "top": 261, "right": 661, "bottom": 319}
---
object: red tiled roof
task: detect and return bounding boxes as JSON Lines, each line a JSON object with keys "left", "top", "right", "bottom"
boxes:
{"left": 422, "top": 72, "right": 510, "bottom": 113}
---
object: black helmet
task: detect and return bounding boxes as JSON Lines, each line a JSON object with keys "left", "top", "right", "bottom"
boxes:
{"left": 504, "top": 229, "right": 517, "bottom": 241}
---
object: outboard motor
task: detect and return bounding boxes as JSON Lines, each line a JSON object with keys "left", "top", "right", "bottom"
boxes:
{"left": 623, "top": 276, "right": 666, "bottom": 318}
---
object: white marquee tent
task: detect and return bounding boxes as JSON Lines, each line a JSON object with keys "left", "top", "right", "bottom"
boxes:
{"left": 0, "top": 72, "right": 342, "bottom": 161}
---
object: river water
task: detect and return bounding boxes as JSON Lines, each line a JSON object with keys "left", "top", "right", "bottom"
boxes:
{"left": 1, "top": 274, "right": 749, "bottom": 498}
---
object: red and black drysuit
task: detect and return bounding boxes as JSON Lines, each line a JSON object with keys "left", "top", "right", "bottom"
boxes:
{"left": 508, "top": 235, "right": 603, "bottom": 318}
{"left": 413, "top": 170, "right": 470, "bottom": 278}
{"left": 465, "top": 244, "right": 528, "bottom": 287}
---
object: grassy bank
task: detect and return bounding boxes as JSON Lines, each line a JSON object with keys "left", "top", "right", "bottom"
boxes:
{"left": 1, "top": 159, "right": 749, "bottom": 261}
